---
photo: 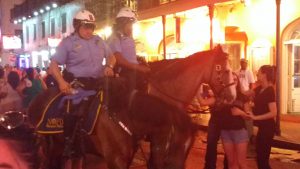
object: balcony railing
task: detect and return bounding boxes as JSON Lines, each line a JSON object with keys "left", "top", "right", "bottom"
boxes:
{"left": 137, "top": 0, "right": 177, "bottom": 11}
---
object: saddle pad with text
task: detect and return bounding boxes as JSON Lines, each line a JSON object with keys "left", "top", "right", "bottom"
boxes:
{"left": 36, "top": 91, "right": 103, "bottom": 135}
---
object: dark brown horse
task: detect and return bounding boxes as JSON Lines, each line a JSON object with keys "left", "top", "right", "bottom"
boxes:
{"left": 27, "top": 45, "right": 236, "bottom": 169}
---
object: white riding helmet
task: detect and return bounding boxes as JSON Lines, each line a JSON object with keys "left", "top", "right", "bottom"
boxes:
{"left": 116, "top": 7, "right": 137, "bottom": 22}
{"left": 74, "top": 10, "right": 95, "bottom": 24}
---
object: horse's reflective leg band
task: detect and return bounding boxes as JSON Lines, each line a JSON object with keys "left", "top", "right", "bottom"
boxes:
{"left": 118, "top": 121, "right": 132, "bottom": 136}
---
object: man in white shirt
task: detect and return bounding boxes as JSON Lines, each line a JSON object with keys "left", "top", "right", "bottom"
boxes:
{"left": 236, "top": 58, "right": 255, "bottom": 94}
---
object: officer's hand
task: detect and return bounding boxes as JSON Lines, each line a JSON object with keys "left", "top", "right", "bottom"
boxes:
{"left": 58, "top": 80, "right": 72, "bottom": 95}
{"left": 137, "top": 65, "right": 151, "bottom": 73}
{"left": 103, "top": 66, "right": 114, "bottom": 77}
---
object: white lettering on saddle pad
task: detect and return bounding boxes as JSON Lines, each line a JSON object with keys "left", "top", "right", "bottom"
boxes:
{"left": 46, "top": 118, "right": 64, "bottom": 128}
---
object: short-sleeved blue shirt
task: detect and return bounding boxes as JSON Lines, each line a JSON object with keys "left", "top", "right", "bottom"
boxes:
{"left": 107, "top": 34, "right": 138, "bottom": 64}
{"left": 51, "top": 33, "right": 112, "bottom": 78}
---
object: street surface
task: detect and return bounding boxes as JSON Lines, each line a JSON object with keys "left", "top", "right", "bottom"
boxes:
{"left": 84, "top": 130, "right": 300, "bottom": 169}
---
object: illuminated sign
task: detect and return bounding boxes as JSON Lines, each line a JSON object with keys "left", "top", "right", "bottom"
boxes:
{"left": 2, "top": 35, "right": 22, "bottom": 49}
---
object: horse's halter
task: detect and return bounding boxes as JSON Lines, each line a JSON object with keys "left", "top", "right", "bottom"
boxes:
{"left": 208, "top": 63, "right": 236, "bottom": 96}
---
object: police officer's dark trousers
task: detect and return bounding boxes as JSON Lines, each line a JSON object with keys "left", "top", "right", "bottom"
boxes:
{"left": 63, "top": 97, "right": 91, "bottom": 158}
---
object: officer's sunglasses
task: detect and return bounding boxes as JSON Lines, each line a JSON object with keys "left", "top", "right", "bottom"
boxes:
{"left": 0, "top": 111, "right": 27, "bottom": 130}
{"left": 82, "top": 23, "right": 96, "bottom": 30}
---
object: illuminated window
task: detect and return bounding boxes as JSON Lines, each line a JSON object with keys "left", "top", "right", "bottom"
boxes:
{"left": 26, "top": 26, "right": 29, "bottom": 43}
{"left": 51, "top": 18, "right": 55, "bottom": 36}
{"left": 33, "top": 24, "right": 37, "bottom": 41}
{"left": 61, "top": 13, "right": 67, "bottom": 33}
{"left": 41, "top": 21, "right": 46, "bottom": 38}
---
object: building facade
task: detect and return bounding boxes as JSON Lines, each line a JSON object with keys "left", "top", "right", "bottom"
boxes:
{"left": 11, "top": 0, "right": 85, "bottom": 68}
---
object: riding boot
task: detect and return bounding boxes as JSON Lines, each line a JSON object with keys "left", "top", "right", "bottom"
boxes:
{"left": 63, "top": 114, "right": 78, "bottom": 158}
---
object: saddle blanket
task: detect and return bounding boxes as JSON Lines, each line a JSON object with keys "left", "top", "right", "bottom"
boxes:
{"left": 36, "top": 90, "right": 103, "bottom": 135}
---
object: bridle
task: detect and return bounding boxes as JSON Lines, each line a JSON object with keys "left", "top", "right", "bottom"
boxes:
{"left": 208, "top": 61, "right": 236, "bottom": 97}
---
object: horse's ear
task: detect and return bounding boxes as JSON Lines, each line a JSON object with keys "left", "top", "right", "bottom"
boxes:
{"left": 214, "top": 44, "right": 228, "bottom": 57}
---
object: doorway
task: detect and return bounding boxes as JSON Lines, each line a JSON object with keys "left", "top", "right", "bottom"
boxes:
{"left": 289, "top": 42, "right": 300, "bottom": 113}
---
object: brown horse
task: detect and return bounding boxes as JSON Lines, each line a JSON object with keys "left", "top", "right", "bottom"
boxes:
{"left": 27, "top": 45, "right": 235, "bottom": 169}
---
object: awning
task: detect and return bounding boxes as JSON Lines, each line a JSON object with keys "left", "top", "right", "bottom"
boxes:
{"left": 138, "top": 0, "right": 235, "bottom": 20}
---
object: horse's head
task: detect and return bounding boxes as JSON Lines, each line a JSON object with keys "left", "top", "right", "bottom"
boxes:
{"left": 208, "top": 45, "right": 236, "bottom": 104}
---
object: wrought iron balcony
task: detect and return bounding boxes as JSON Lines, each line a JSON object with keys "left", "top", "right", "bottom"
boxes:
{"left": 137, "top": 0, "right": 177, "bottom": 11}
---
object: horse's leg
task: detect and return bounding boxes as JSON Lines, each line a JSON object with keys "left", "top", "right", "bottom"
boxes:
{"left": 91, "top": 112, "right": 136, "bottom": 169}
{"left": 148, "top": 135, "right": 170, "bottom": 169}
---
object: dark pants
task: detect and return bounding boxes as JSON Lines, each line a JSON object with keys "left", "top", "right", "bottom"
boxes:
{"left": 204, "top": 118, "right": 228, "bottom": 169}
{"left": 256, "top": 123, "right": 275, "bottom": 169}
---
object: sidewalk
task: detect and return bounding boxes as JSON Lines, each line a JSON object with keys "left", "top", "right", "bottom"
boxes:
{"left": 191, "top": 113, "right": 300, "bottom": 151}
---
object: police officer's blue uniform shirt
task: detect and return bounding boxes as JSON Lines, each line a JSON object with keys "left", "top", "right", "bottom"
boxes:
{"left": 107, "top": 33, "right": 138, "bottom": 64}
{"left": 51, "top": 33, "right": 112, "bottom": 78}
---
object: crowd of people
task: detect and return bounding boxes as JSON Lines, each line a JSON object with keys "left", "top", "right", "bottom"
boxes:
{"left": 0, "top": 65, "right": 53, "bottom": 113}
{"left": 0, "top": 7, "right": 278, "bottom": 169}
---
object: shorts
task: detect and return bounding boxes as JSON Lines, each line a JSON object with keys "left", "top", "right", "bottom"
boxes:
{"left": 220, "top": 128, "right": 249, "bottom": 144}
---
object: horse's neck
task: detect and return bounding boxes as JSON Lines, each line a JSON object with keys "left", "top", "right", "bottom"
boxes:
{"left": 148, "top": 65, "right": 207, "bottom": 110}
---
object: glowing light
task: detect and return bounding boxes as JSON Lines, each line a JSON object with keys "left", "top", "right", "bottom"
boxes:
{"left": 52, "top": 3, "right": 58, "bottom": 8}
{"left": 241, "top": 0, "right": 251, "bottom": 6}
{"left": 34, "top": 11, "right": 39, "bottom": 16}
{"left": 45, "top": 6, "right": 50, "bottom": 11}
{"left": 40, "top": 9, "right": 44, "bottom": 14}
{"left": 48, "top": 38, "right": 62, "bottom": 47}
{"left": 14, "top": 20, "right": 18, "bottom": 24}
{"left": 133, "top": 23, "right": 141, "bottom": 38}
{"left": 50, "top": 48, "right": 56, "bottom": 55}
{"left": 22, "top": 17, "right": 26, "bottom": 21}
{"left": 145, "top": 22, "right": 163, "bottom": 50}
{"left": 41, "top": 50, "right": 49, "bottom": 61}
{"left": 2, "top": 36, "right": 22, "bottom": 49}
{"left": 104, "top": 26, "right": 112, "bottom": 38}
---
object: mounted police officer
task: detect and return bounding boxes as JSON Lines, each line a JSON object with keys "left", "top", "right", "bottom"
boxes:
{"left": 49, "top": 10, "right": 115, "bottom": 158}
{"left": 107, "top": 7, "right": 150, "bottom": 92}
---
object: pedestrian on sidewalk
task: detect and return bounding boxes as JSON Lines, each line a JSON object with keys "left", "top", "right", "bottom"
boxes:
{"left": 248, "top": 65, "right": 277, "bottom": 169}
{"left": 196, "top": 84, "right": 228, "bottom": 169}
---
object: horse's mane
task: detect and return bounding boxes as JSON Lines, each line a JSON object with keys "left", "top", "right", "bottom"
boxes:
{"left": 148, "top": 45, "right": 228, "bottom": 82}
